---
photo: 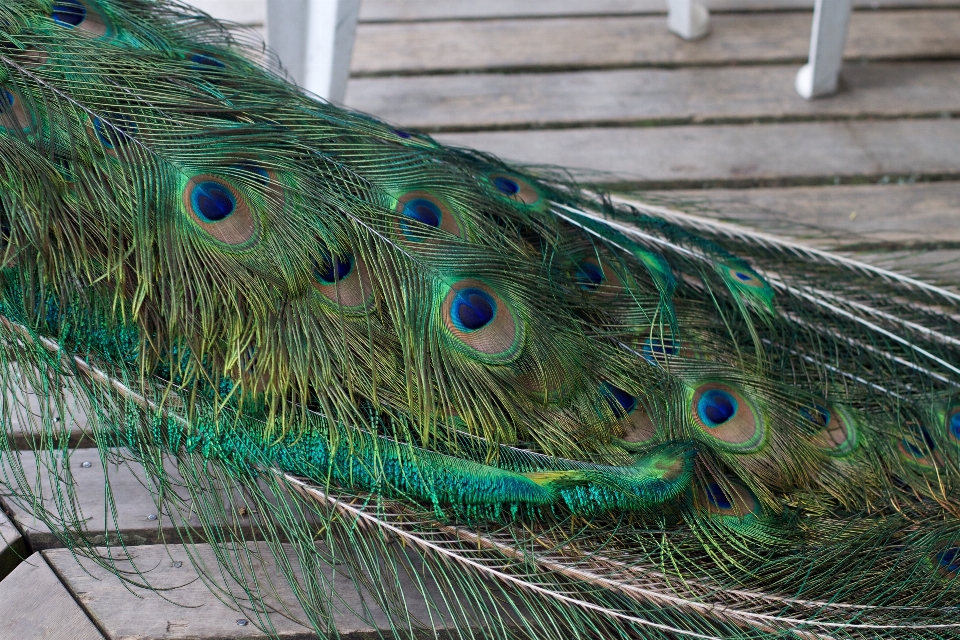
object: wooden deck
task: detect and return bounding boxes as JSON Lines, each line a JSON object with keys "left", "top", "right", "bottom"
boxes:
{"left": 2, "top": 0, "right": 960, "bottom": 637}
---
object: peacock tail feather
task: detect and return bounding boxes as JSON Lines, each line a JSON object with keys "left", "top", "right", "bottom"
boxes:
{"left": 1, "top": 1, "right": 960, "bottom": 637}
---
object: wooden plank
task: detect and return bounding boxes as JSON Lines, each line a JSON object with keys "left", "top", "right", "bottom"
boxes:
{"left": 1, "top": 450, "right": 205, "bottom": 550}
{"left": 434, "top": 119, "right": 960, "bottom": 187}
{"left": 0, "top": 552, "right": 105, "bottom": 640}
{"left": 359, "top": 0, "right": 960, "bottom": 21}
{"left": 641, "top": 182, "right": 960, "bottom": 249}
{"left": 179, "top": 0, "right": 960, "bottom": 24}
{"left": 1, "top": 449, "right": 327, "bottom": 552}
{"left": 346, "top": 61, "right": 960, "bottom": 131}
{"left": 639, "top": 182, "right": 960, "bottom": 286}
{"left": 0, "top": 509, "right": 26, "bottom": 581}
{"left": 5, "top": 368, "right": 91, "bottom": 450}
{"left": 47, "top": 543, "right": 499, "bottom": 639}
{"left": 351, "top": 10, "right": 960, "bottom": 75}
{"left": 48, "top": 545, "right": 314, "bottom": 639}
{"left": 861, "top": 247, "right": 960, "bottom": 287}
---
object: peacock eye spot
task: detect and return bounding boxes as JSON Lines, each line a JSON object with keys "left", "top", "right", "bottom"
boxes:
{"left": 949, "top": 412, "right": 960, "bottom": 439}
{"left": 800, "top": 404, "right": 831, "bottom": 428}
{"left": 191, "top": 53, "right": 225, "bottom": 69}
{"left": 238, "top": 163, "right": 270, "bottom": 185}
{"left": 642, "top": 337, "right": 679, "bottom": 363}
{"left": 698, "top": 389, "right": 738, "bottom": 427}
{"left": 726, "top": 265, "right": 766, "bottom": 287}
{"left": 392, "top": 129, "right": 412, "bottom": 139}
{"left": 451, "top": 288, "right": 496, "bottom": 331}
{"left": 190, "top": 181, "right": 236, "bottom": 222}
{"left": 601, "top": 382, "right": 637, "bottom": 417}
{"left": 402, "top": 198, "right": 441, "bottom": 228}
{"left": 902, "top": 440, "right": 926, "bottom": 458}
{"left": 706, "top": 482, "right": 733, "bottom": 510}
{"left": 911, "top": 424, "right": 936, "bottom": 448}
{"left": 51, "top": 0, "right": 86, "bottom": 27}
{"left": 313, "top": 253, "right": 353, "bottom": 284}
{"left": 0, "top": 89, "right": 14, "bottom": 113}
{"left": 575, "top": 262, "right": 605, "bottom": 290}
{"left": 93, "top": 114, "right": 136, "bottom": 149}
{"left": 92, "top": 118, "right": 110, "bottom": 145}
{"left": 937, "top": 547, "right": 960, "bottom": 572}
{"left": 494, "top": 176, "right": 520, "bottom": 196}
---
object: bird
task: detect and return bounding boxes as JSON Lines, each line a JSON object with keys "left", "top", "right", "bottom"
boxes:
{"left": 0, "top": 1, "right": 959, "bottom": 638}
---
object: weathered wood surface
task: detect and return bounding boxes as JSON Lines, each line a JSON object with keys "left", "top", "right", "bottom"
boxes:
{"left": 0, "top": 552, "right": 105, "bottom": 640}
{"left": 860, "top": 247, "right": 960, "bottom": 287}
{"left": 5, "top": 371, "right": 91, "bottom": 450}
{"left": 1, "top": 448, "right": 332, "bottom": 553}
{"left": 436, "top": 119, "right": 960, "bottom": 187}
{"left": 1, "top": 450, "right": 209, "bottom": 550}
{"left": 358, "top": 0, "right": 960, "bottom": 21}
{"left": 0, "top": 508, "right": 26, "bottom": 581}
{"left": 351, "top": 10, "right": 960, "bottom": 75}
{"left": 347, "top": 61, "right": 960, "bottom": 131}
{"left": 183, "top": 0, "right": 960, "bottom": 25}
{"left": 637, "top": 182, "right": 960, "bottom": 285}
{"left": 47, "top": 543, "right": 493, "bottom": 639}
{"left": 48, "top": 544, "right": 315, "bottom": 639}
{"left": 643, "top": 182, "right": 960, "bottom": 248}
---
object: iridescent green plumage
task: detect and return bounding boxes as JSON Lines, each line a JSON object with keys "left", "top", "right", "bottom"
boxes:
{"left": 1, "top": 1, "right": 960, "bottom": 638}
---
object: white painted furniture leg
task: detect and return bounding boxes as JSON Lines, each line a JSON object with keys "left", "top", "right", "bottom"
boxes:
{"left": 667, "top": 0, "right": 710, "bottom": 41}
{"left": 266, "top": 0, "right": 309, "bottom": 88}
{"left": 266, "top": 0, "right": 360, "bottom": 103}
{"left": 795, "top": 0, "right": 853, "bottom": 99}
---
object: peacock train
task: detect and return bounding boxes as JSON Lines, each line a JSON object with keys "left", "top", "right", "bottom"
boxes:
{"left": 0, "top": 1, "right": 959, "bottom": 638}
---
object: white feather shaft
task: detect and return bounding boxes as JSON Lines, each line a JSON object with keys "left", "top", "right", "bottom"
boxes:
{"left": 609, "top": 196, "right": 960, "bottom": 305}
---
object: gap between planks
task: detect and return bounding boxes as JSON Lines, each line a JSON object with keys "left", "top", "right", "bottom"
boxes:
{"left": 44, "top": 541, "right": 508, "bottom": 639}
{"left": 0, "top": 450, "right": 514, "bottom": 639}
{"left": 0, "top": 508, "right": 27, "bottom": 581}
{"left": 0, "top": 448, "right": 264, "bottom": 550}
{"left": 0, "top": 552, "right": 105, "bottom": 640}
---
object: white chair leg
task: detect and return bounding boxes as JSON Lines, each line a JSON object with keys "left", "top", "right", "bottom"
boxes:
{"left": 795, "top": 0, "right": 853, "bottom": 99}
{"left": 266, "top": 0, "right": 309, "bottom": 86}
{"left": 266, "top": 0, "right": 360, "bottom": 103}
{"left": 667, "top": 0, "right": 710, "bottom": 41}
